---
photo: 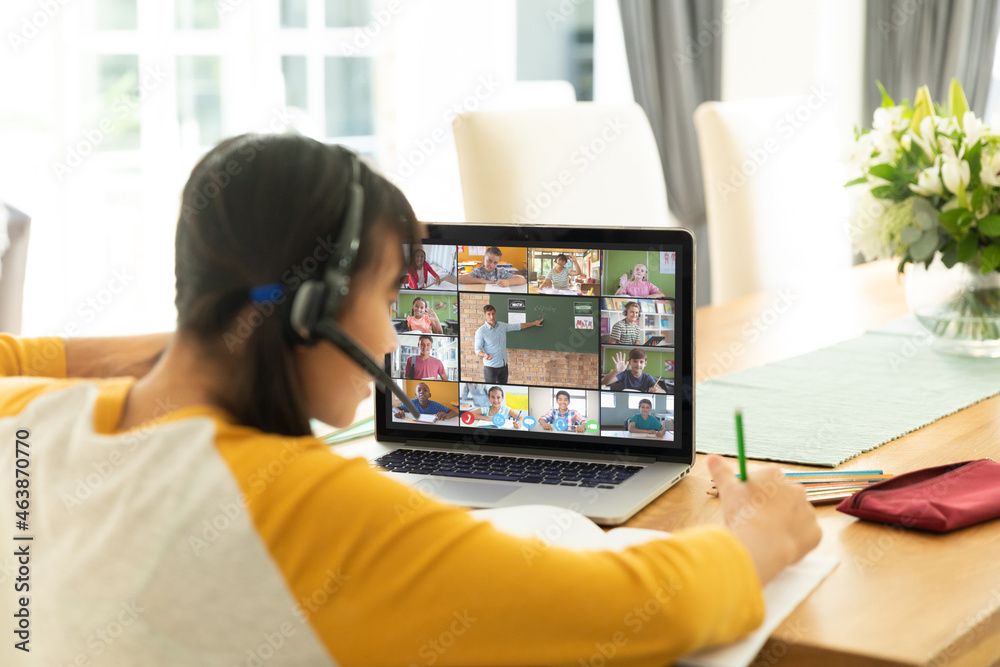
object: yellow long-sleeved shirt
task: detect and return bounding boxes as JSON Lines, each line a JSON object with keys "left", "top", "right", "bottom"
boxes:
{"left": 0, "top": 335, "right": 764, "bottom": 666}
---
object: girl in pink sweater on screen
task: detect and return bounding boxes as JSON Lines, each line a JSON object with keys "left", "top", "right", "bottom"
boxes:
{"left": 615, "top": 262, "right": 665, "bottom": 298}
{"left": 406, "top": 247, "right": 440, "bottom": 289}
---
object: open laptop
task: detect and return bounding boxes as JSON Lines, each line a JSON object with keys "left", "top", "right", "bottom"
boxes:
{"left": 352, "top": 224, "right": 695, "bottom": 525}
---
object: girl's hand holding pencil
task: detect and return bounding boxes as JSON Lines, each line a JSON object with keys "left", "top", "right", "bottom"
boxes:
{"left": 707, "top": 455, "right": 822, "bottom": 585}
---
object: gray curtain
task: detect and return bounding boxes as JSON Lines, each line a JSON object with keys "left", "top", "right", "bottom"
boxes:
{"left": 865, "top": 0, "right": 1000, "bottom": 118}
{"left": 618, "top": 0, "right": 722, "bottom": 306}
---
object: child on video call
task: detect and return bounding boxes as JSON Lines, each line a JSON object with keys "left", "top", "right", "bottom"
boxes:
{"left": 539, "top": 390, "right": 588, "bottom": 433}
{"left": 629, "top": 398, "right": 667, "bottom": 437}
{"left": 615, "top": 262, "right": 665, "bottom": 298}
{"left": 406, "top": 247, "right": 440, "bottom": 289}
{"left": 602, "top": 348, "right": 665, "bottom": 393}
{"left": 392, "top": 382, "right": 457, "bottom": 421}
{"left": 468, "top": 385, "right": 524, "bottom": 428}
{"left": 539, "top": 253, "right": 583, "bottom": 290}
{"left": 609, "top": 301, "right": 643, "bottom": 345}
{"left": 405, "top": 296, "right": 443, "bottom": 334}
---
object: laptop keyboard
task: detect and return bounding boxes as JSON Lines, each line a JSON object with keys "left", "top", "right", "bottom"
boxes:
{"left": 374, "top": 449, "right": 643, "bottom": 489}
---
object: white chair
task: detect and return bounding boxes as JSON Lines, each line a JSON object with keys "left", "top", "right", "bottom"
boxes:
{"left": 0, "top": 204, "right": 30, "bottom": 334}
{"left": 693, "top": 97, "right": 853, "bottom": 304}
{"left": 452, "top": 103, "right": 671, "bottom": 227}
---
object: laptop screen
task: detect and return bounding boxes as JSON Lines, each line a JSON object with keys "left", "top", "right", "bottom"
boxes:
{"left": 377, "top": 224, "right": 694, "bottom": 462}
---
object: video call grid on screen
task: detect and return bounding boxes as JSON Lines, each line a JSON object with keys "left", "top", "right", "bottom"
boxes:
{"left": 381, "top": 228, "right": 692, "bottom": 457}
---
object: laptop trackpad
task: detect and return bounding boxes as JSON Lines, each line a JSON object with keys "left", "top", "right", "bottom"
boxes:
{"left": 413, "top": 479, "right": 519, "bottom": 505}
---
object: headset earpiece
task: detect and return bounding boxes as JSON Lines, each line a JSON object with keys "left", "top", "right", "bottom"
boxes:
{"left": 290, "top": 279, "right": 328, "bottom": 342}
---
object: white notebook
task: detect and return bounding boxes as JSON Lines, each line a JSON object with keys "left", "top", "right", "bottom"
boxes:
{"left": 470, "top": 505, "right": 837, "bottom": 667}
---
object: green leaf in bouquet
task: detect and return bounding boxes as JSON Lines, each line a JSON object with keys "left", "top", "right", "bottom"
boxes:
{"left": 981, "top": 244, "right": 1000, "bottom": 273}
{"left": 957, "top": 233, "right": 979, "bottom": 262}
{"left": 948, "top": 78, "right": 970, "bottom": 128}
{"left": 877, "top": 81, "right": 895, "bottom": 108}
{"left": 868, "top": 163, "right": 898, "bottom": 181}
{"left": 978, "top": 215, "right": 1000, "bottom": 237}
{"left": 900, "top": 225, "right": 923, "bottom": 244}
{"left": 909, "top": 229, "right": 939, "bottom": 261}
{"left": 971, "top": 185, "right": 987, "bottom": 213}
{"left": 911, "top": 85, "right": 934, "bottom": 134}
{"left": 844, "top": 175, "right": 868, "bottom": 187}
{"left": 941, "top": 241, "right": 959, "bottom": 268}
{"left": 871, "top": 183, "right": 911, "bottom": 201}
{"left": 939, "top": 207, "right": 974, "bottom": 236}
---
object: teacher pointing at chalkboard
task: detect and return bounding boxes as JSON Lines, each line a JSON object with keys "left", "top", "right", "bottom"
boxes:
{"left": 474, "top": 304, "right": 543, "bottom": 384}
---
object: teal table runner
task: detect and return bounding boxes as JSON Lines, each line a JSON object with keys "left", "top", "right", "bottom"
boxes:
{"left": 695, "top": 316, "right": 1000, "bottom": 467}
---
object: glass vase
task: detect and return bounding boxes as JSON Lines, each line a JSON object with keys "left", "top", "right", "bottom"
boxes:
{"left": 904, "top": 258, "right": 1000, "bottom": 357}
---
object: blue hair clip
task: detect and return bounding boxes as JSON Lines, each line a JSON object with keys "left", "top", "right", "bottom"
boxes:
{"left": 250, "top": 283, "right": 284, "bottom": 304}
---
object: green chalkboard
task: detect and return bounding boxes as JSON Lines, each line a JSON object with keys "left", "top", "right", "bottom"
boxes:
{"left": 602, "top": 250, "right": 676, "bottom": 298}
{"left": 490, "top": 295, "right": 600, "bottom": 353}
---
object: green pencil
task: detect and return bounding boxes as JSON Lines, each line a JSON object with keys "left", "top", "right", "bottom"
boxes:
{"left": 735, "top": 409, "right": 748, "bottom": 481}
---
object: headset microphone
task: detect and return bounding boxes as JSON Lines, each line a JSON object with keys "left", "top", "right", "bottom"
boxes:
{"left": 314, "top": 319, "right": 419, "bottom": 417}
{"left": 288, "top": 148, "right": 420, "bottom": 418}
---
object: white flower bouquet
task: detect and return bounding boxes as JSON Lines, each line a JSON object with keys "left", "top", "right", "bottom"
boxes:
{"left": 846, "top": 79, "right": 1000, "bottom": 344}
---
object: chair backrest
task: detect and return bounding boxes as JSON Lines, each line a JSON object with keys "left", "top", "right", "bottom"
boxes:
{"left": 0, "top": 204, "right": 30, "bottom": 334}
{"left": 693, "top": 97, "right": 853, "bottom": 304}
{"left": 453, "top": 103, "right": 671, "bottom": 228}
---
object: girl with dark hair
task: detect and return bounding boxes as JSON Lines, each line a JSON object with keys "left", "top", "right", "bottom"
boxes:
{"left": 0, "top": 133, "right": 820, "bottom": 666}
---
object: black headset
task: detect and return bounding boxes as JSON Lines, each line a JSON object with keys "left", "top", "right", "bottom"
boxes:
{"left": 289, "top": 150, "right": 419, "bottom": 417}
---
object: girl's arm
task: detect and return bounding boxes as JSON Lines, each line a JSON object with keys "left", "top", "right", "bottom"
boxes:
{"left": 407, "top": 269, "right": 418, "bottom": 289}
{"left": 65, "top": 333, "right": 171, "bottom": 378}
{"left": 427, "top": 264, "right": 440, "bottom": 280}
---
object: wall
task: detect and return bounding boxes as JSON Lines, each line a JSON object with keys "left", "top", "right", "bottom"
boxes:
{"left": 721, "top": 0, "right": 865, "bottom": 143}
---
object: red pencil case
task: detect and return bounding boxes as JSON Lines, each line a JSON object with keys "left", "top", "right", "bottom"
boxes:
{"left": 836, "top": 459, "right": 1000, "bottom": 533}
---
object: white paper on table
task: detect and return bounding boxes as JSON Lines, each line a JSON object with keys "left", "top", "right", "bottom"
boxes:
{"left": 471, "top": 504, "right": 838, "bottom": 667}
{"left": 508, "top": 313, "right": 526, "bottom": 324}
{"left": 538, "top": 287, "right": 580, "bottom": 295}
{"left": 416, "top": 413, "right": 437, "bottom": 423}
{"left": 485, "top": 284, "right": 513, "bottom": 292}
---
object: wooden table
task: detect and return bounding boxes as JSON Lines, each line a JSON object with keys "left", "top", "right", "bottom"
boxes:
{"left": 336, "top": 260, "right": 1000, "bottom": 665}
{"left": 627, "top": 260, "right": 1000, "bottom": 666}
